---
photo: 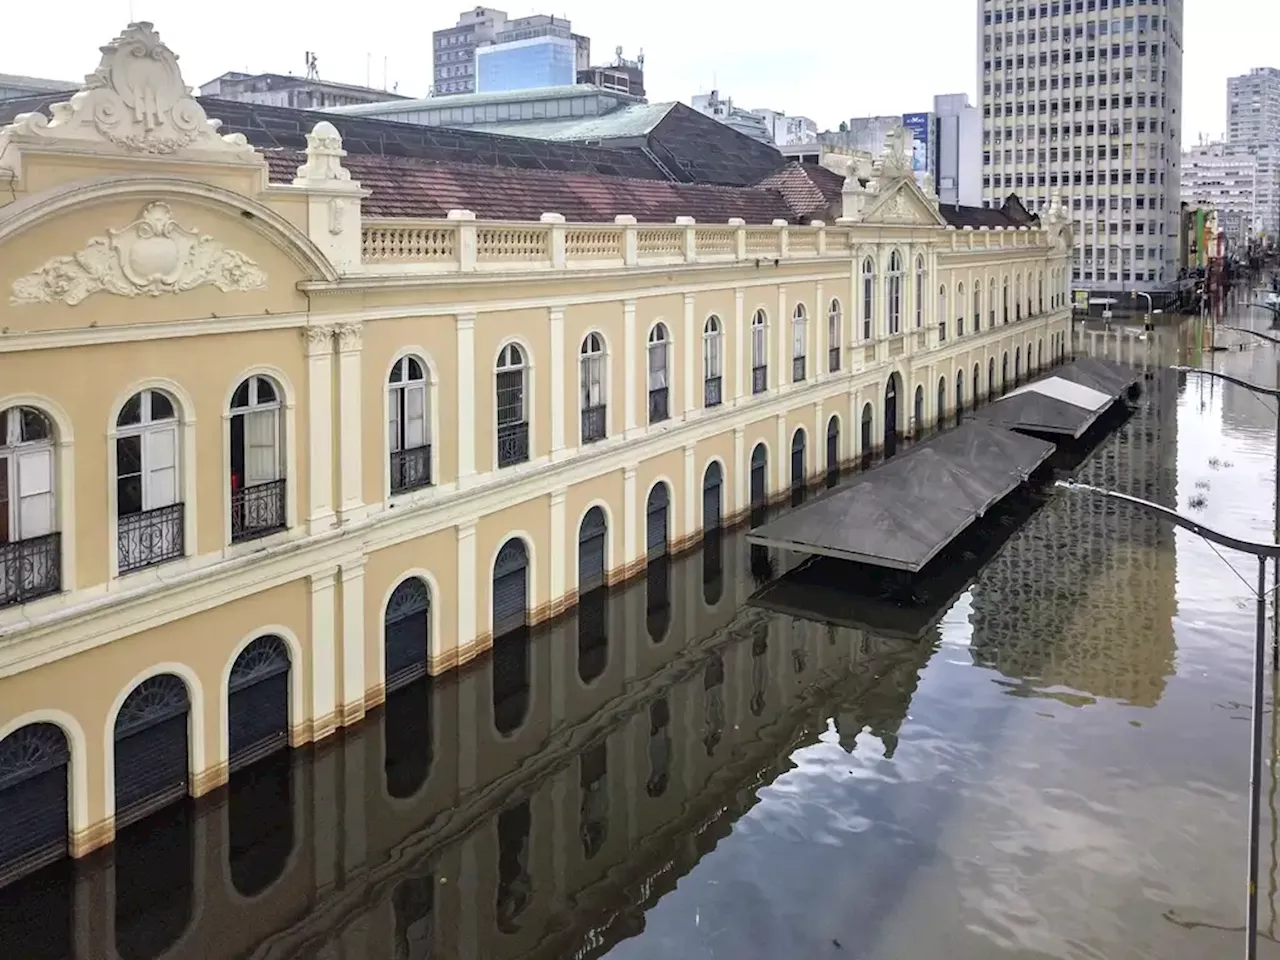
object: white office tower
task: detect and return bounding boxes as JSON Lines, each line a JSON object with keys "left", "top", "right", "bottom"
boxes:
{"left": 978, "top": 0, "right": 1185, "bottom": 301}
{"left": 1226, "top": 67, "right": 1280, "bottom": 238}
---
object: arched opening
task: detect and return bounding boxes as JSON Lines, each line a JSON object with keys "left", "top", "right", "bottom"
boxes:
{"left": 392, "top": 871, "right": 435, "bottom": 960}
{"left": 702, "top": 463, "right": 724, "bottom": 532}
{"left": 751, "top": 309, "right": 769, "bottom": 393}
{"left": 988, "top": 357, "right": 997, "bottom": 397}
{"left": 887, "top": 251, "right": 904, "bottom": 334}
{"left": 702, "top": 463, "right": 724, "bottom": 605}
{"left": 383, "top": 578, "right": 433, "bottom": 799}
{"left": 578, "top": 507, "right": 608, "bottom": 593}
{"left": 227, "top": 639, "right": 293, "bottom": 899}
{"left": 229, "top": 375, "right": 287, "bottom": 542}
{"left": 826, "top": 416, "right": 841, "bottom": 488}
{"left": 492, "top": 539, "right": 529, "bottom": 640}
{"left": 577, "top": 580, "right": 609, "bottom": 685}
{"left": 791, "top": 303, "right": 808, "bottom": 382}
{"left": 496, "top": 344, "right": 530, "bottom": 467}
{"left": 1015, "top": 347, "right": 1023, "bottom": 384}
{"left": 955, "top": 370, "right": 965, "bottom": 425}
{"left": 648, "top": 323, "right": 671, "bottom": 424}
{"left": 0, "top": 722, "right": 71, "bottom": 883}
{"left": 388, "top": 357, "right": 432, "bottom": 493}
{"left": 113, "top": 674, "right": 193, "bottom": 960}
{"left": 827, "top": 300, "right": 843, "bottom": 372}
{"left": 646, "top": 483, "right": 670, "bottom": 559}
{"left": 790, "top": 428, "right": 807, "bottom": 506}
{"left": 860, "top": 403, "right": 874, "bottom": 470}
{"left": 884, "top": 374, "right": 901, "bottom": 458}
{"left": 115, "top": 389, "right": 184, "bottom": 573}
{"left": 646, "top": 483, "right": 672, "bottom": 642}
{"left": 491, "top": 539, "right": 530, "bottom": 737}
{"left": 936, "top": 376, "right": 947, "bottom": 428}
{"left": 495, "top": 800, "right": 532, "bottom": 933}
{"left": 1001, "top": 352, "right": 1010, "bottom": 392}
{"left": 973, "top": 364, "right": 981, "bottom": 405}
{"left": 579, "top": 333, "right": 607, "bottom": 443}
{"left": 913, "top": 385, "right": 925, "bottom": 440}
{"left": 861, "top": 257, "right": 876, "bottom": 338}
{"left": 646, "top": 698, "right": 671, "bottom": 797}
{"left": 1, "top": 405, "right": 61, "bottom": 606}
{"left": 1037, "top": 338, "right": 1044, "bottom": 370}
{"left": 749, "top": 444, "right": 768, "bottom": 524}
{"left": 579, "top": 741, "right": 609, "bottom": 860}
{"left": 703, "top": 316, "right": 724, "bottom": 406}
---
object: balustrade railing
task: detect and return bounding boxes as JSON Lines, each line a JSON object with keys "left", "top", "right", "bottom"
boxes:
{"left": 497, "top": 422, "right": 530, "bottom": 467}
{"left": 648, "top": 388, "right": 670, "bottom": 425}
{"left": 751, "top": 365, "right": 768, "bottom": 395}
{"left": 390, "top": 445, "right": 432, "bottom": 494}
{"left": 231, "top": 479, "right": 287, "bottom": 543}
{"left": 704, "top": 375, "right": 723, "bottom": 408}
{"left": 828, "top": 346, "right": 841, "bottom": 373}
{"left": 0, "top": 533, "right": 60, "bottom": 607}
{"left": 118, "top": 503, "right": 184, "bottom": 573}
{"left": 792, "top": 356, "right": 806, "bottom": 383}
{"left": 581, "top": 405, "right": 607, "bottom": 443}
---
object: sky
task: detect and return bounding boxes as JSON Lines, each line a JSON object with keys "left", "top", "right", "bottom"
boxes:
{"left": 6, "top": 0, "right": 1278, "bottom": 143}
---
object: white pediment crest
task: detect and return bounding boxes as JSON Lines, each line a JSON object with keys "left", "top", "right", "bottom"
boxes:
{"left": 861, "top": 181, "right": 945, "bottom": 227}
{"left": 11, "top": 201, "right": 267, "bottom": 306}
{"left": 0, "top": 22, "right": 257, "bottom": 161}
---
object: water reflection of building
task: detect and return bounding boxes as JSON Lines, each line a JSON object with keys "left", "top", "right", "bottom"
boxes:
{"left": 0, "top": 522, "right": 930, "bottom": 960}
{"left": 1218, "top": 342, "right": 1280, "bottom": 435}
{"left": 967, "top": 353, "right": 1179, "bottom": 708}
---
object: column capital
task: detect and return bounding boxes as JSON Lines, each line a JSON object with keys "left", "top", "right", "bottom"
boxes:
{"left": 623, "top": 465, "right": 638, "bottom": 481}
{"left": 734, "top": 424, "right": 745, "bottom": 439}
{"left": 456, "top": 520, "right": 478, "bottom": 541}
{"left": 734, "top": 287, "right": 745, "bottom": 304}
{"left": 339, "top": 555, "right": 367, "bottom": 580}
{"left": 301, "top": 324, "right": 335, "bottom": 357}
{"left": 455, "top": 312, "right": 477, "bottom": 331}
{"left": 335, "top": 321, "right": 363, "bottom": 353}
{"left": 309, "top": 568, "right": 337, "bottom": 593}
{"left": 622, "top": 298, "right": 637, "bottom": 316}
{"left": 550, "top": 488, "right": 567, "bottom": 506}
{"left": 683, "top": 292, "right": 695, "bottom": 307}
{"left": 549, "top": 304, "right": 566, "bottom": 323}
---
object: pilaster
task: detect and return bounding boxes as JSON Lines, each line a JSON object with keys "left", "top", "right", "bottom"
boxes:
{"left": 302, "top": 326, "right": 336, "bottom": 535}
{"left": 683, "top": 442, "right": 696, "bottom": 540}
{"left": 775, "top": 413, "right": 787, "bottom": 492}
{"left": 623, "top": 299, "right": 639, "bottom": 437}
{"left": 309, "top": 568, "right": 339, "bottom": 741}
{"left": 335, "top": 322, "right": 364, "bottom": 523}
{"left": 682, "top": 292, "right": 696, "bottom": 417}
{"left": 339, "top": 557, "right": 367, "bottom": 724}
{"left": 733, "top": 288, "right": 746, "bottom": 405}
{"left": 774, "top": 285, "right": 787, "bottom": 394}
{"left": 549, "top": 306, "right": 568, "bottom": 460}
{"left": 456, "top": 522, "right": 478, "bottom": 658}
{"left": 456, "top": 313, "right": 477, "bottom": 485}
{"left": 733, "top": 426, "right": 746, "bottom": 514}
{"left": 622, "top": 465, "right": 639, "bottom": 567}
{"left": 814, "top": 281, "right": 826, "bottom": 382}
{"left": 549, "top": 489, "right": 567, "bottom": 609}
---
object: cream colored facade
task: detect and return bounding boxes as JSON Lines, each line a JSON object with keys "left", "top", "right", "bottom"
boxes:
{"left": 0, "top": 23, "right": 1073, "bottom": 870}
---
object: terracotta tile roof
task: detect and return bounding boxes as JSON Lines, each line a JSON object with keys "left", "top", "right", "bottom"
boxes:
{"left": 940, "top": 194, "right": 1040, "bottom": 230}
{"left": 266, "top": 150, "right": 800, "bottom": 224}
{"left": 754, "top": 162, "right": 846, "bottom": 220}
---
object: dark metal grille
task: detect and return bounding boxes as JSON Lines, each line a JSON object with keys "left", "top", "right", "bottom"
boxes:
{"left": 648, "top": 387, "right": 669, "bottom": 424}
{"left": 704, "top": 376, "right": 722, "bottom": 408}
{"left": 792, "top": 356, "right": 806, "bottom": 382}
{"left": 752, "top": 365, "right": 768, "bottom": 395}
{"left": 581, "top": 405, "right": 606, "bottom": 443}
{"left": 118, "top": 503, "right": 184, "bottom": 574}
{"left": 390, "top": 444, "right": 432, "bottom": 494}
{"left": 231, "top": 479, "right": 286, "bottom": 543}
{"left": 0, "top": 533, "right": 60, "bottom": 608}
{"left": 497, "top": 422, "right": 529, "bottom": 467}
{"left": 828, "top": 346, "right": 841, "bottom": 373}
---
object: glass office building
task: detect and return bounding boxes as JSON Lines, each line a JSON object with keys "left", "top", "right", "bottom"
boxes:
{"left": 476, "top": 36, "right": 576, "bottom": 93}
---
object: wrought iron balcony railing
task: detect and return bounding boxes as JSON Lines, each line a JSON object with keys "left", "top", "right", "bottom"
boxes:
{"left": 581, "top": 405, "right": 607, "bottom": 443}
{"left": 752, "top": 365, "right": 768, "bottom": 395}
{"left": 648, "top": 387, "right": 670, "bottom": 424}
{"left": 118, "top": 503, "right": 184, "bottom": 574}
{"left": 497, "top": 421, "right": 530, "bottom": 467}
{"left": 792, "top": 356, "right": 806, "bottom": 382}
{"left": 390, "top": 444, "right": 432, "bottom": 494}
{"left": 0, "top": 533, "right": 61, "bottom": 607}
{"left": 230, "top": 479, "right": 287, "bottom": 543}
{"left": 704, "top": 375, "right": 723, "bottom": 408}
{"left": 828, "top": 346, "right": 841, "bottom": 373}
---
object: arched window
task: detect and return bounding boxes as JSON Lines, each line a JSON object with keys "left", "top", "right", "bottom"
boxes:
{"left": 861, "top": 257, "right": 875, "bottom": 339}
{"left": 580, "top": 333, "right": 607, "bottom": 443}
{"left": 1002, "top": 276, "right": 1010, "bottom": 324}
{"left": 887, "top": 251, "right": 903, "bottom": 335}
{"left": 388, "top": 357, "right": 431, "bottom": 494}
{"left": 988, "top": 276, "right": 996, "bottom": 328}
{"left": 791, "top": 303, "right": 808, "bottom": 382}
{"left": 0, "top": 722, "right": 72, "bottom": 879}
{"left": 956, "top": 282, "right": 965, "bottom": 337}
{"left": 914, "top": 255, "right": 926, "bottom": 328}
{"left": 937, "top": 284, "right": 948, "bottom": 342}
{"left": 703, "top": 316, "right": 723, "bottom": 407}
{"left": 913, "top": 385, "right": 925, "bottom": 440}
{"left": 973, "top": 281, "right": 982, "bottom": 332}
{"left": 936, "top": 376, "right": 947, "bottom": 427}
{"left": 229, "top": 376, "right": 286, "bottom": 543}
{"left": 496, "top": 344, "right": 529, "bottom": 468}
{"left": 956, "top": 369, "right": 965, "bottom": 424}
{"left": 1037, "top": 272, "right": 1044, "bottom": 313}
{"left": 116, "top": 389, "right": 183, "bottom": 574}
{"left": 827, "top": 299, "right": 843, "bottom": 373}
{"left": 1025, "top": 273, "right": 1033, "bottom": 318}
{"left": 647, "top": 323, "right": 671, "bottom": 424}
{"left": 1015, "top": 274, "right": 1023, "bottom": 321}
{"left": 751, "top": 309, "right": 768, "bottom": 395}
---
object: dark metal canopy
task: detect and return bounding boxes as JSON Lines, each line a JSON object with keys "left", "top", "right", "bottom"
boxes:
{"left": 972, "top": 357, "right": 1140, "bottom": 439}
{"left": 746, "top": 420, "right": 1054, "bottom": 572}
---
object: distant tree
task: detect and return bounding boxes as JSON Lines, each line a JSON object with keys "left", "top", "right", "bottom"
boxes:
{"left": 838, "top": 121, "right": 848, "bottom": 132}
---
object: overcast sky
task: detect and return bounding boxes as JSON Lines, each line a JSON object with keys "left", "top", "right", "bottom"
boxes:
{"left": 7, "top": 1, "right": 1277, "bottom": 143}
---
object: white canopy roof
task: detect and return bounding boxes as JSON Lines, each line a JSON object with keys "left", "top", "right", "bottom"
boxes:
{"left": 1002, "top": 376, "right": 1112, "bottom": 412}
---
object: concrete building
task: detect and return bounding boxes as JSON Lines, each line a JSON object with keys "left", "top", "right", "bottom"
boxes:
{"left": 688, "top": 91, "right": 818, "bottom": 148}
{"left": 1180, "top": 141, "right": 1258, "bottom": 246}
{"left": 433, "top": 8, "right": 590, "bottom": 96}
{"left": 199, "top": 71, "right": 410, "bottom": 109}
{"left": 0, "top": 22, "right": 1071, "bottom": 884}
{"left": 1226, "top": 67, "right": 1280, "bottom": 238}
{"left": 578, "top": 48, "right": 646, "bottom": 99}
{"left": 0, "top": 73, "right": 77, "bottom": 101}
{"left": 978, "top": 0, "right": 1185, "bottom": 302}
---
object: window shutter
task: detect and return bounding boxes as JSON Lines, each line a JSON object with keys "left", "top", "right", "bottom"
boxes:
{"left": 143, "top": 426, "right": 179, "bottom": 509}
{"left": 15, "top": 446, "right": 55, "bottom": 538}
{"left": 405, "top": 384, "right": 427, "bottom": 449}
{"left": 245, "top": 410, "right": 279, "bottom": 486}
{"left": 388, "top": 391, "right": 402, "bottom": 453}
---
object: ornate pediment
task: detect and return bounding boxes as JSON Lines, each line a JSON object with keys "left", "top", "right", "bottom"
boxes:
{"left": 861, "top": 180, "right": 946, "bottom": 227}
{"left": 10, "top": 201, "right": 267, "bottom": 305}
{"left": 0, "top": 22, "right": 257, "bottom": 162}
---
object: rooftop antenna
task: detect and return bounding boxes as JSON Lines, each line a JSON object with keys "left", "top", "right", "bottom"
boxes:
{"left": 305, "top": 51, "right": 319, "bottom": 80}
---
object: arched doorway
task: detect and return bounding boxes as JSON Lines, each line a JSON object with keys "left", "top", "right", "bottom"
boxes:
{"left": 790, "top": 428, "right": 806, "bottom": 506}
{"left": 1001, "top": 352, "right": 1009, "bottom": 392}
{"left": 826, "top": 416, "right": 840, "bottom": 488}
{"left": 913, "top": 386, "right": 925, "bottom": 440}
{"left": 702, "top": 462, "right": 724, "bottom": 606}
{"left": 973, "top": 364, "right": 980, "bottom": 405}
{"left": 0, "top": 723, "right": 70, "bottom": 883}
{"left": 1015, "top": 346, "right": 1022, "bottom": 384}
{"left": 646, "top": 482, "right": 672, "bottom": 642}
{"left": 646, "top": 483, "right": 670, "bottom": 559}
{"left": 860, "top": 403, "right": 873, "bottom": 470}
{"left": 578, "top": 507, "right": 607, "bottom": 593}
{"left": 1037, "top": 338, "right": 1044, "bottom": 370}
{"left": 884, "top": 375, "right": 901, "bottom": 458}
{"left": 749, "top": 444, "right": 768, "bottom": 522}
{"left": 577, "top": 584, "right": 609, "bottom": 685}
{"left": 936, "top": 377, "right": 947, "bottom": 428}
{"left": 114, "top": 674, "right": 190, "bottom": 828}
{"left": 385, "top": 578, "right": 431, "bottom": 691}
{"left": 228, "top": 635, "right": 291, "bottom": 771}
{"left": 988, "top": 357, "right": 996, "bottom": 397}
{"left": 492, "top": 539, "right": 529, "bottom": 640}
{"left": 703, "top": 462, "right": 723, "bottom": 531}
{"left": 955, "top": 370, "right": 965, "bottom": 425}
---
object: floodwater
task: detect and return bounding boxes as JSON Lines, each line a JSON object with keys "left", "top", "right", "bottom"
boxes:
{"left": 6, "top": 287, "right": 1280, "bottom": 959}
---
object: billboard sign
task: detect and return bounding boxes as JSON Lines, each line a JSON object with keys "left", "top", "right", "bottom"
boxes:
{"left": 901, "top": 113, "right": 930, "bottom": 174}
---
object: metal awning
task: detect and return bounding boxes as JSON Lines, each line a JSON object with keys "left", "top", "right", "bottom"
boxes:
{"left": 745, "top": 420, "right": 1054, "bottom": 572}
{"left": 972, "top": 357, "right": 1140, "bottom": 439}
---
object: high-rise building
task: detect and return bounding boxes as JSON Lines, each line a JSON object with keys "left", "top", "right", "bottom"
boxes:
{"left": 1180, "top": 141, "right": 1258, "bottom": 247}
{"left": 432, "top": 8, "right": 590, "bottom": 96}
{"left": 1226, "top": 67, "right": 1280, "bottom": 238}
{"left": 978, "top": 0, "right": 1185, "bottom": 302}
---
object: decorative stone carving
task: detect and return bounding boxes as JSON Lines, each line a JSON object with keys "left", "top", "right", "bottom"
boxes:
{"left": 294, "top": 121, "right": 352, "bottom": 183}
{"left": 10, "top": 201, "right": 267, "bottom": 306}
{"left": 328, "top": 198, "right": 346, "bottom": 236}
{"left": 0, "top": 23, "right": 256, "bottom": 161}
{"left": 335, "top": 322, "right": 363, "bottom": 352}
{"left": 877, "top": 125, "right": 914, "bottom": 182}
{"left": 301, "top": 325, "right": 335, "bottom": 353}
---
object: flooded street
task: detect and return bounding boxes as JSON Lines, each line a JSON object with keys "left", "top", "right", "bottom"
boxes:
{"left": 6, "top": 292, "right": 1280, "bottom": 959}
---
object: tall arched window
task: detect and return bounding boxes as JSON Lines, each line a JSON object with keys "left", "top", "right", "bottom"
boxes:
{"left": 861, "top": 257, "right": 875, "bottom": 339}
{"left": 937, "top": 284, "right": 948, "bottom": 342}
{"left": 0, "top": 405, "right": 59, "bottom": 606}
{"left": 116, "top": 389, "right": 183, "bottom": 573}
{"left": 987, "top": 276, "right": 996, "bottom": 328}
{"left": 887, "top": 251, "right": 903, "bottom": 335}
{"left": 1015, "top": 274, "right": 1023, "bottom": 321}
{"left": 647, "top": 323, "right": 670, "bottom": 424}
{"left": 496, "top": 344, "right": 529, "bottom": 468}
{"left": 1002, "top": 276, "right": 1010, "bottom": 324}
{"left": 914, "top": 255, "right": 926, "bottom": 328}
{"left": 580, "top": 333, "right": 607, "bottom": 443}
{"left": 1025, "top": 272, "right": 1033, "bottom": 317}
{"left": 388, "top": 357, "right": 431, "bottom": 494}
{"left": 973, "top": 281, "right": 982, "bottom": 333}
{"left": 791, "top": 303, "right": 808, "bottom": 382}
{"left": 1037, "top": 272, "right": 1044, "bottom": 313}
{"left": 229, "top": 375, "right": 286, "bottom": 543}
{"left": 936, "top": 376, "right": 947, "bottom": 427}
{"left": 956, "top": 282, "right": 966, "bottom": 337}
{"left": 827, "top": 299, "right": 842, "bottom": 373}
{"left": 751, "top": 309, "right": 768, "bottom": 395}
{"left": 703, "top": 316, "right": 723, "bottom": 407}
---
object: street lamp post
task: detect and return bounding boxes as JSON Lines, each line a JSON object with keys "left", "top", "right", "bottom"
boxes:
{"left": 1056, "top": 480, "right": 1280, "bottom": 960}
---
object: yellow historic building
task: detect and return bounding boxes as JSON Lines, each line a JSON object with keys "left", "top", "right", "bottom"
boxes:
{"left": 0, "top": 23, "right": 1073, "bottom": 881}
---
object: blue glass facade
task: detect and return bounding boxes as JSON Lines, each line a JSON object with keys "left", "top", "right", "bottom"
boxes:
{"left": 476, "top": 38, "right": 575, "bottom": 93}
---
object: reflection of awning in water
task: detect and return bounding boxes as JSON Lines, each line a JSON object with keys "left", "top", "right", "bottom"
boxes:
{"left": 971, "top": 357, "right": 1141, "bottom": 439}
{"left": 746, "top": 420, "right": 1054, "bottom": 572}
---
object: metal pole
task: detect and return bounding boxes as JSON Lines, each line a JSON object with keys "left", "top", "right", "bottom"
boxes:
{"left": 1249, "top": 554, "right": 1267, "bottom": 960}
{"left": 1275, "top": 381, "right": 1280, "bottom": 670}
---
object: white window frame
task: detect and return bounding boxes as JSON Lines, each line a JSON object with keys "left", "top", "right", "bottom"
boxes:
{"left": 647, "top": 323, "right": 670, "bottom": 392}
{"left": 703, "top": 316, "right": 723, "bottom": 381}
{"left": 230, "top": 376, "right": 284, "bottom": 487}
{"left": 750, "top": 309, "right": 768, "bottom": 373}
{"left": 861, "top": 258, "right": 875, "bottom": 339}
{"left": 887, "top": 252, "right": 903, "bottom": 335}
{"left": 0, "top": 406, "right": 56, "bottom": 545}
{"left": 115, "top": 389, "right": 180, "bottom": 519}
{"left": 388, "top": 356, "right": 430, "bottom": 456}
{"left": 580, "top": 333, "right": 606, "bottom": 411}
{"left": 791, "top": 303, "right": 807, "bottom": 361}
{"left": 915, "top": 256, "right": 926, "bottom": 328}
